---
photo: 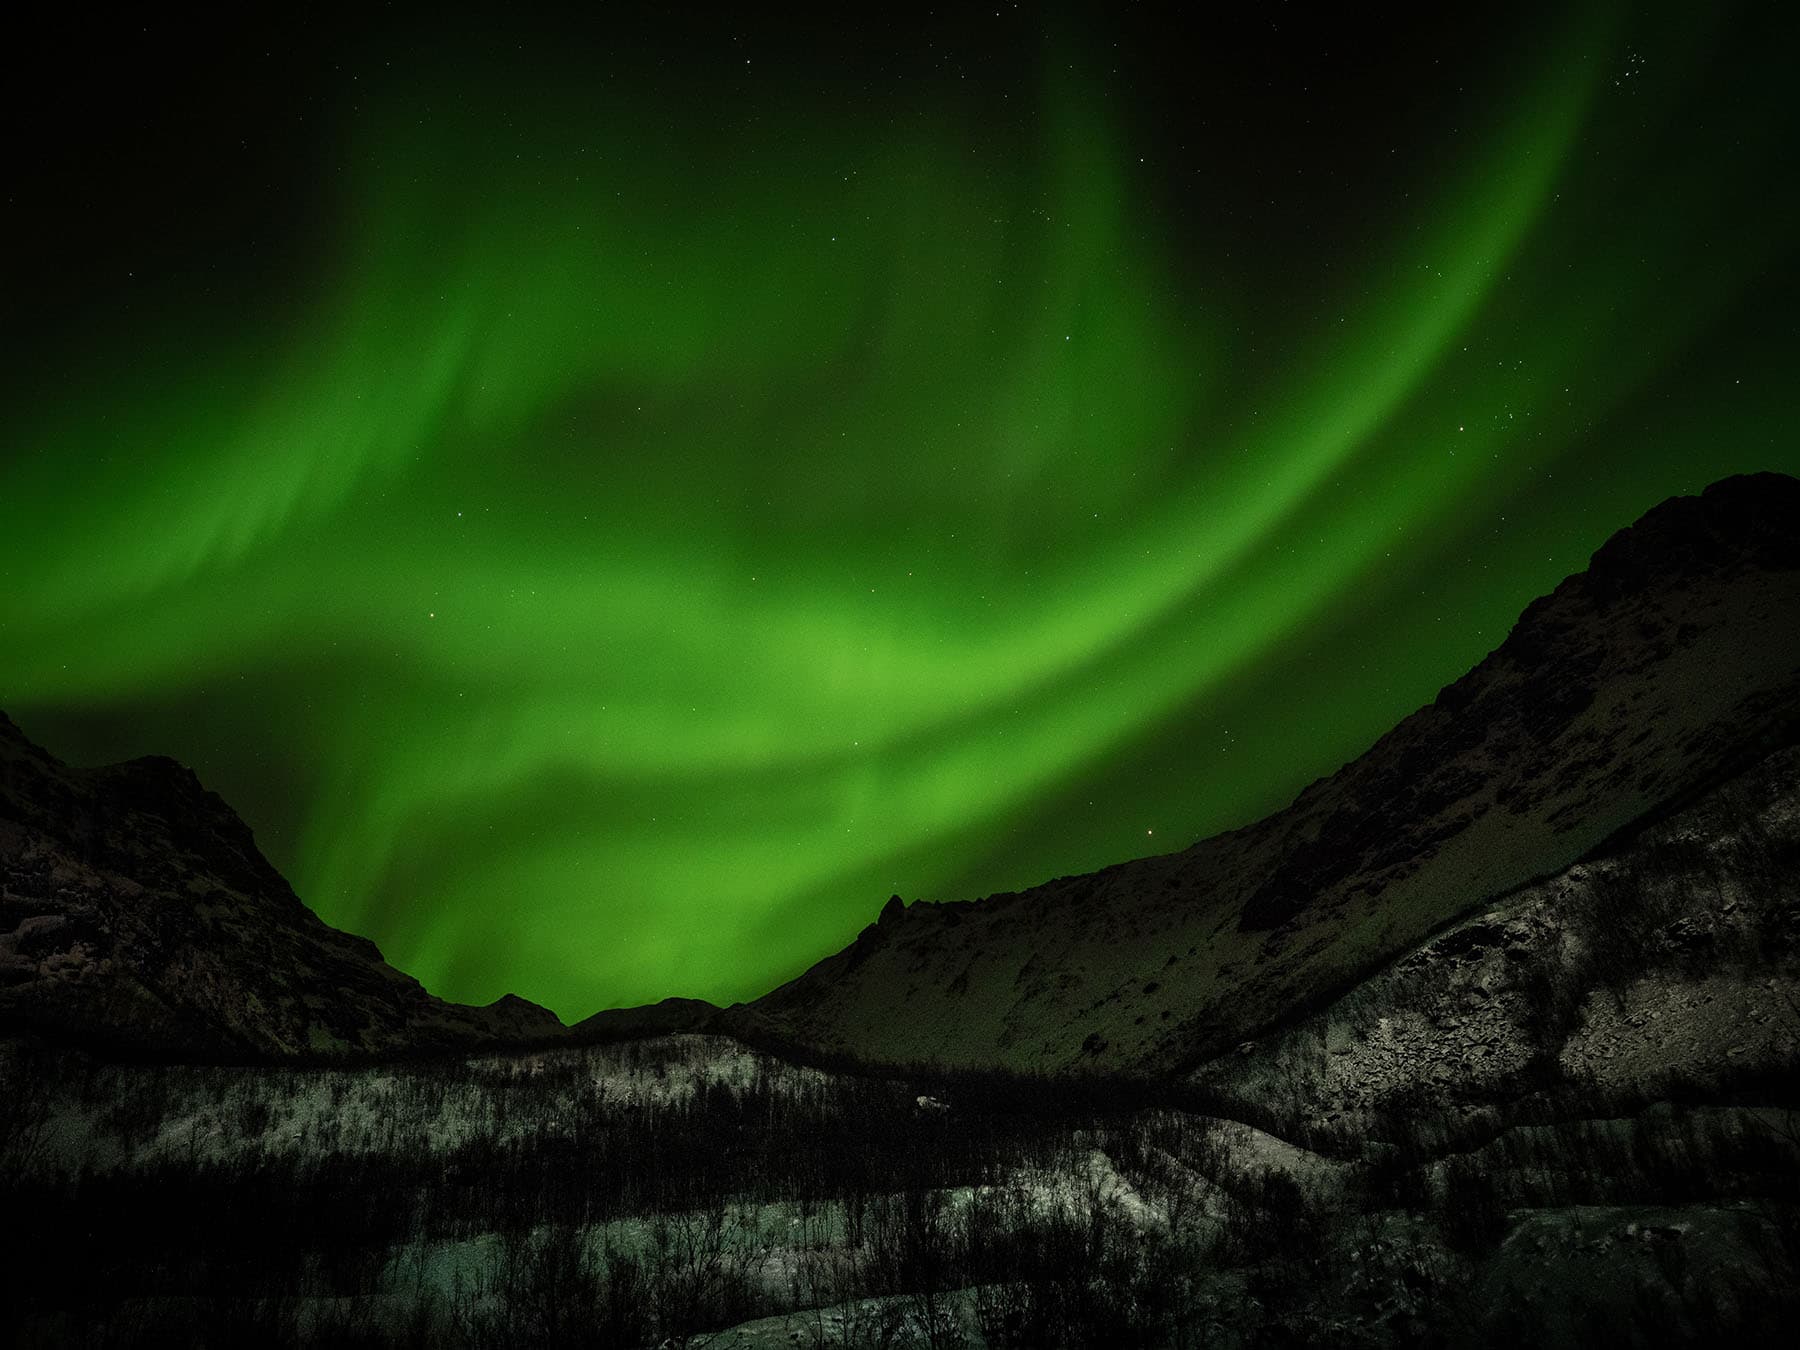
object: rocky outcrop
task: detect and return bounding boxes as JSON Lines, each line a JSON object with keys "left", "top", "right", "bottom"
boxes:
{"left": 1190, "top": 741, "right": 1800, "bottom": 1125}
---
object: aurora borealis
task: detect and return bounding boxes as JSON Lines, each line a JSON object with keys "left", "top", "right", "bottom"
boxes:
{"left": 3, "top": 4, "right": 1797, "bottom": 1020}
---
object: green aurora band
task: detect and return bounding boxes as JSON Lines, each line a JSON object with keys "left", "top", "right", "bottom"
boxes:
{"left": 4, "top": 5, "right": 1797, "bottom": 1018}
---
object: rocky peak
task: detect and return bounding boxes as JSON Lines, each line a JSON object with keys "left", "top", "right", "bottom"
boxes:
{"left": 1579, "top": 472, "right": 1800, "bottom": 598}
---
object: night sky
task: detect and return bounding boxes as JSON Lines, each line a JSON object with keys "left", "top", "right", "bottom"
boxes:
{"left": 3, "top": 3, "right": 1796, "bottom": 1020}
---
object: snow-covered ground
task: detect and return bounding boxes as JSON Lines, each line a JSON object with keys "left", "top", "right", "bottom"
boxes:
{"left": 12, "top": 1033, "right": 828, "bottom": 1176}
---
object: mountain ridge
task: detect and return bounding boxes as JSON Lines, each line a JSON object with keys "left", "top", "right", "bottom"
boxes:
{"left": 0, "top": 711, "right": 565, "bottom": 1060}
{"left": 722, "top": 472, "right": 1800, "bottom": 1074}
{"left": 3, "top": 473, "right": 1797, "bottom": 1069}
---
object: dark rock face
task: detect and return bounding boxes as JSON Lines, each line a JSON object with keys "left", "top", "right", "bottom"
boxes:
{"left": 0, "top": 713, "right": 563, "bottom": 1060}
{"left": 728, "top": 474, "right": 1800, "bottom": 1075}
{"left": 1191, "top": 740, "right": 1800, "bottom": 1122}
{"left": 571, "top": 995, "right": 720, "bottom": 1042}
{"left": 1238, "top": 473, "right": 1800, "bottom": 932}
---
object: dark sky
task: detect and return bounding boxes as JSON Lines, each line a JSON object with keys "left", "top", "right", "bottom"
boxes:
{"left": 4, "top": 2, "right": 1796, "bottom": 1018}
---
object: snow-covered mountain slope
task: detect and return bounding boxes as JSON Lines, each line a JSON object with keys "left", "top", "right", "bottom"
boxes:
{"left": 727, "top": 473, "right": 1800, "bottom": 1075}
{"left": 1190, "top": 738, "right": 1800, "bottom": 1132}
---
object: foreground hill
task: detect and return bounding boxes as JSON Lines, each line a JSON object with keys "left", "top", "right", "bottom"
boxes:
{"left": 0, "top": 713, "right": 564, "bottom": 1058}
{"left": 728, "top": 473, "right": 1800, "bottom": 1075}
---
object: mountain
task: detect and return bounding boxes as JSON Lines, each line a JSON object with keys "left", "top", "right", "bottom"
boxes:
{"left": 5, "top": 474, "right": 1796, "bottom": 1072}
{"left": 1193, "top": 733, "right": 1800, "bottom": 1124}
{"left": 4, "top": 476, "right": 1797, "bottom": 1346}
{"left": 0, "top": 712, "right": 565, "bottom": 1059}
{"left": 725, "top": 473, "right": 1800, "bottom": 1075}
{"left": 572, "top": 995, "right": 720, "bottom": 1042}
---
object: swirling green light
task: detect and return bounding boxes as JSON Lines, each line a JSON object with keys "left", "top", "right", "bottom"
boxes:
{"left": 4, "top": 4, "right": 1796, "bottom": 1018}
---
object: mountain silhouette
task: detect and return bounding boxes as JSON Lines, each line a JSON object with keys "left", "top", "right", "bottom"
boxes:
{"left": 0, "top": 713, "right": 562, "bottom": 1058}
{"left": 724, "top": 473, "right": 1800, "bottom": 1073}
{"left": 3, "top": 474, "right": 1796, "bottom": 1069}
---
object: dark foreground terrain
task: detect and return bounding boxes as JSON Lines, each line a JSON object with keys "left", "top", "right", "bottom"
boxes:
{"left": 6, "top": 737, "right": 1799, "bottom": 1346}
